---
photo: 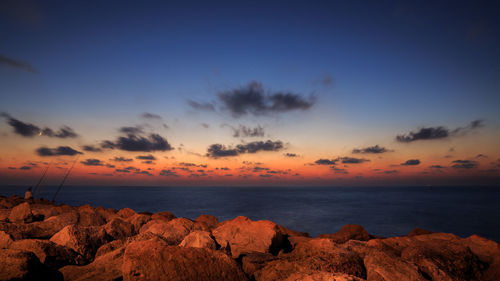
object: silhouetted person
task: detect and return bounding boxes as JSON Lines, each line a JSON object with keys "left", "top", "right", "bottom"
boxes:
{"left": 25, "top": 187, "right": 33, "bottom": 201}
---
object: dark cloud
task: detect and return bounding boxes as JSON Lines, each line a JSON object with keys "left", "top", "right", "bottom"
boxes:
{"left": 115, "top": 169, "right": 130, "bottom": 173}
{"left": 187, "top": 100, "right": 216, "bottom": 111}
{"left": 0, "top": 53, "right": 38, "bottom": 73}
{"left": 429, "top": 165, "right": 445, "bottom": 169}
{"left": 81, "top": 158, "right": 104, "bottom": 166}
{"left": 352, "top": 145, "right": 391, "bottom": 154}
{"left": 384, "top": 170, "right": 399, "bottom": 174}
{"left": 136, "top": 155, "right": 156, "bottom": 160}
{"left": 105, "top": 164, "right": 115, "bottom": 168}
{"left": 36, "top": 146, "right": 82, "bottom": 156}
{"left": 82, "top": 145, "right": 102, "bottom": 152}
{"left": 1, "top": 113, "right": 77, "bottom": 138}
{"left": 315, "top": 159, "right": 337, "bottom": 165}
{"left": 314, "top": 74, "right": 335, "bottom": 87}
{"left": 159, "top": 169, "right": 179, "bottom": 177}
{"left": 206, "top": 144, "right": 239, "bottom": 158}
{"left": 215, "top": 81, "right": 315, "bottom": 117}
{"left": 475, "top": 154, "right": 486, "bottom": 158}
{"left": 284, "top": 153, "right": 298, "bottom": 157}
{"left": 142, "top": 160, "right": 155, "bottom": 164}
{"left": 451, "top": 160, "right": 477, "bottom": 169}
{"left": 119, "top": 126, "right": 144, "bottom": 135}
{"left": 201, "top": 123, "right": 210, "bottom": 129}
{"left": 112, "top": 157, "right": 133, "bottom": 162}
{"left": 179, "top": 162, "right": 207, "bottom": 168}
{"left": 8, "top": 167, "right": 16, "bottom": 170}
{"left": 332, "top": 167, "right": 348, "bottom": 174}
{"left": 396, "top": 120, "right": 484, "bottom": 143}
{"left": 396, "top": 126, "right": 449, "bottom": 142}
{"left": 231, "top": 125, "right": 265, "bottom": 138}
{"left": 133, "top": 170, "right": 153, "bottom": 176}
{"left": 141, "top": 112, "right": 162, "bottom": 119}
{"left": 338, "top": 157, "right": 370, "bottom": 164}
{"left": 401, "top": 159, "right": 420, "bottom": 166}
{"left": 102, "top": 132, "right": 173, "bottom": 152}
{"left": 206, "top": 140, "right": 284, "bottom": 158}
{"left": 19, "top": 166, "right": 31, "bottom": 170}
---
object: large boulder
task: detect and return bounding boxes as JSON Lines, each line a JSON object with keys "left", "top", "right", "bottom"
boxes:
{"left": 8, "top": 202, "right": 35, "bottom": 223}
{"left": 317, "top": 224, "right": 371, "bottom": 243}
{"left": 77, "top": 204, "right": 107, "bottom": 227}
{"left": 179, "top": 230, "right": 217, "bottom": 249}
{"left": 139, "top": 217, "right": 202, "bottom": 245}
{"left": 95, "top": 239, "right": 125, "bottom": 258}
{"left": 50, "top": 225, "right": 109, "bottom": 261}
{"left": 151, "top": 211, "right": 176, "bottom": 222}
{"left": 117, "top": 208, "right": 136, "bottom": 219}
{"left": 126, "top": 213, "right": 151, "bottom": 233}
{"left": 60, "top": 247, "right": 124, "bottom": 281}
{"left": 104, "top": 218, "right": 135, "bottom": 240}
{"left": 0, "top": 248, "right": 63, "bottom": 281}
{"left": 195, "top": 214, "right": 219, "bottom": 230}
{"left": 462, "top": 235, "right": 500, "bottom": 281}
{"left": 10, "top": 239, "right": 84, "bottom": 269}
{"left": 212, "top": 216, "right": 289, "bottom": 258}
{"left": 122, "top": 237, "right": 248, "bottom": 281}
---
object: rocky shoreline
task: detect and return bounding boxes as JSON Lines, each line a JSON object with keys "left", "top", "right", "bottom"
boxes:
{"left": 0, "top": 195, "right": 498, "bottom": 281}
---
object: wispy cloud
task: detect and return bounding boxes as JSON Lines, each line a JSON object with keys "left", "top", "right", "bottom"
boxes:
{"left": 0, "top": 53, "right": 38, "bottom": 73}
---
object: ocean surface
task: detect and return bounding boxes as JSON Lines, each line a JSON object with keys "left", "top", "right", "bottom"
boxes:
{"left": 1, "top": 186, "right": 499, "bottom": 242}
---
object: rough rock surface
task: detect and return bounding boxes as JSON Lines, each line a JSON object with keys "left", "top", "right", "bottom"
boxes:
{"left": 317, "top": 224, "right": 371, "bottom": 243}
{"left": 179, "top": 230, "right": 217, "bottom": 249}
{"left": 50, "top": 224, "right": 108, "bottom": 261}
{"left": 0, "top": 248, "right": 63, "bottom": 281}
{"left": 140, "top": 217, "right": 203, "bottom": 244}
{"left": 60, "top": 247, "right": 125, "bottom": 281}
{"left": 122, "top": 237, "right": 248, "bottom": 281}
{"left": 212, "top": 216, "right": 289, "bottom": 258}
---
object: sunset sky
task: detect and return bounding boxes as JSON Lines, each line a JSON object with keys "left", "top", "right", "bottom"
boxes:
{"left": 1, "top": 0, "right": 499, "bottom": 186}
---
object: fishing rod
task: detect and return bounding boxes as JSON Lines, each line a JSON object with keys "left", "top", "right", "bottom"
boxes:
{"left": 51, "top": 155, "right": 79, "bottom": 202}
{"left": 33, "top": 161, "right": 52, "bottom": 196}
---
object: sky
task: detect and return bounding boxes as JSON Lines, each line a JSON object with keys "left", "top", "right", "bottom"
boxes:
{"left": 0, "top": 0, "right": 499, "bottom": 186}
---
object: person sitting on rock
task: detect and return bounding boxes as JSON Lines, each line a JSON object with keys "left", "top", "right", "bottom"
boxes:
{"left": 24, "top": 187, "right": 33, "bottom": 200}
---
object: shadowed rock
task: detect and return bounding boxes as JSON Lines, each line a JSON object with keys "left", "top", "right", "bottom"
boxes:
{"left": 60, "top": 247, "right": 125, "bottom": 281}
{"left": 9, "top": 239, "right": 85, "bottom": 269}
{"left": 50, "top": 225, "right": 109, "bottom": 261}
{"left": 104, "top": 218, "right": 135, "bottom": 240}
{"left": 122, "top": 237, "right": 248, "bottom": 281}
{"left": 151, "top": 211, "right": 176, "bottom": 222}
{"left": 0, "top": 248, "right": 63, "bottom": 281}
{"left": 125, "top": 213, "right": 151, "bottom": 233}
{"left": 407, "top": 228, "right": 434, "bottom": 237}
{"left": 77, "top": 205, "right": 106, "bottom": 227}
{"left": 117, "top": 208, "right": 136, "bottom": 219}
{"left": 317, "top": 224, "right": 371, "bottom": 243}
{"left": 8, "top": 202, "right": 35, "bottom": 223}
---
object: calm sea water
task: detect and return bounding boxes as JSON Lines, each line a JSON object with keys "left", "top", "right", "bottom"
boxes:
{"left": 1, "top": 186, "right": 499, "bottom": 242}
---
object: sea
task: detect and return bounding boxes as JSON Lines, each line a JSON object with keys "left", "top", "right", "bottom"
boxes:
{"left": 1, "top": 186, "right": 499, "bottom": 242}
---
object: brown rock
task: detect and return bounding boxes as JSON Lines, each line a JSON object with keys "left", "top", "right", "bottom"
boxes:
{"left": 241, "top": 252, "right": 278, "bottom": 278}
{"left": 363, "top": 248, "right": 427, "bottom": 281}
{"left": 254, "top": 238, "right": 366, "bottom": 280}
{"left": 118, "top": 207, "right": 136, "bottom": 219}
{"left": 179, "top": 230, "right": 217, "bottom": 249}
{"left": 0, "top": 208, "right": 10, "bottom": 221}
{"left": 0, "top": 248, "right": 63, "bottom": 281}
{"left": 8, "top": 202, "right": 34, "bottom": 223}
{"left": 212, "top": 216, "right": 289, "bottom": 258}
{"left": 140, "top": 217, "right": 202, "bottom": 245}
{"left": 95, "top": 239, "right": 125, "bottom": 258}
{"left": 10, "top": 239, "right": 85, "bottom": 269}
{"left": 195, "top": 214, "right": 219, "bottom": 230}
{"left": 400, "top": 235, "right": 486, "bottom": 281}
{"left": 60, "top": 247, "right": 124, "bottom": 281}
{"left": 282, "top": 272, "right": 365, "bottom": 281}
{"left": 104, "top": 218, "right": 135, "bottom": 240}
{"left": 77, "top": 204, "right": 107, "bottom": 227}
{"left": 463, "top": 235, "right": 500, "bottom": 281}
{"left": 317, "top": 224, "right": 371, "bottom": 243}
{"left": 122, "top": 238, "right": 248, "bottom": 281}
{"left": 95, "top": 206, "right": 119, "bottom": 222}
{"left": 50, "top": 224, "right": 109, "bottom": 261}
{"left": 0, "top": 230, "right": 14, "bottom": 248}
{"left": 125, "top": 213, "right": 151, "bottom": 233}
{"left": 151, "top": 211, "right": 176, "bottom": 221}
